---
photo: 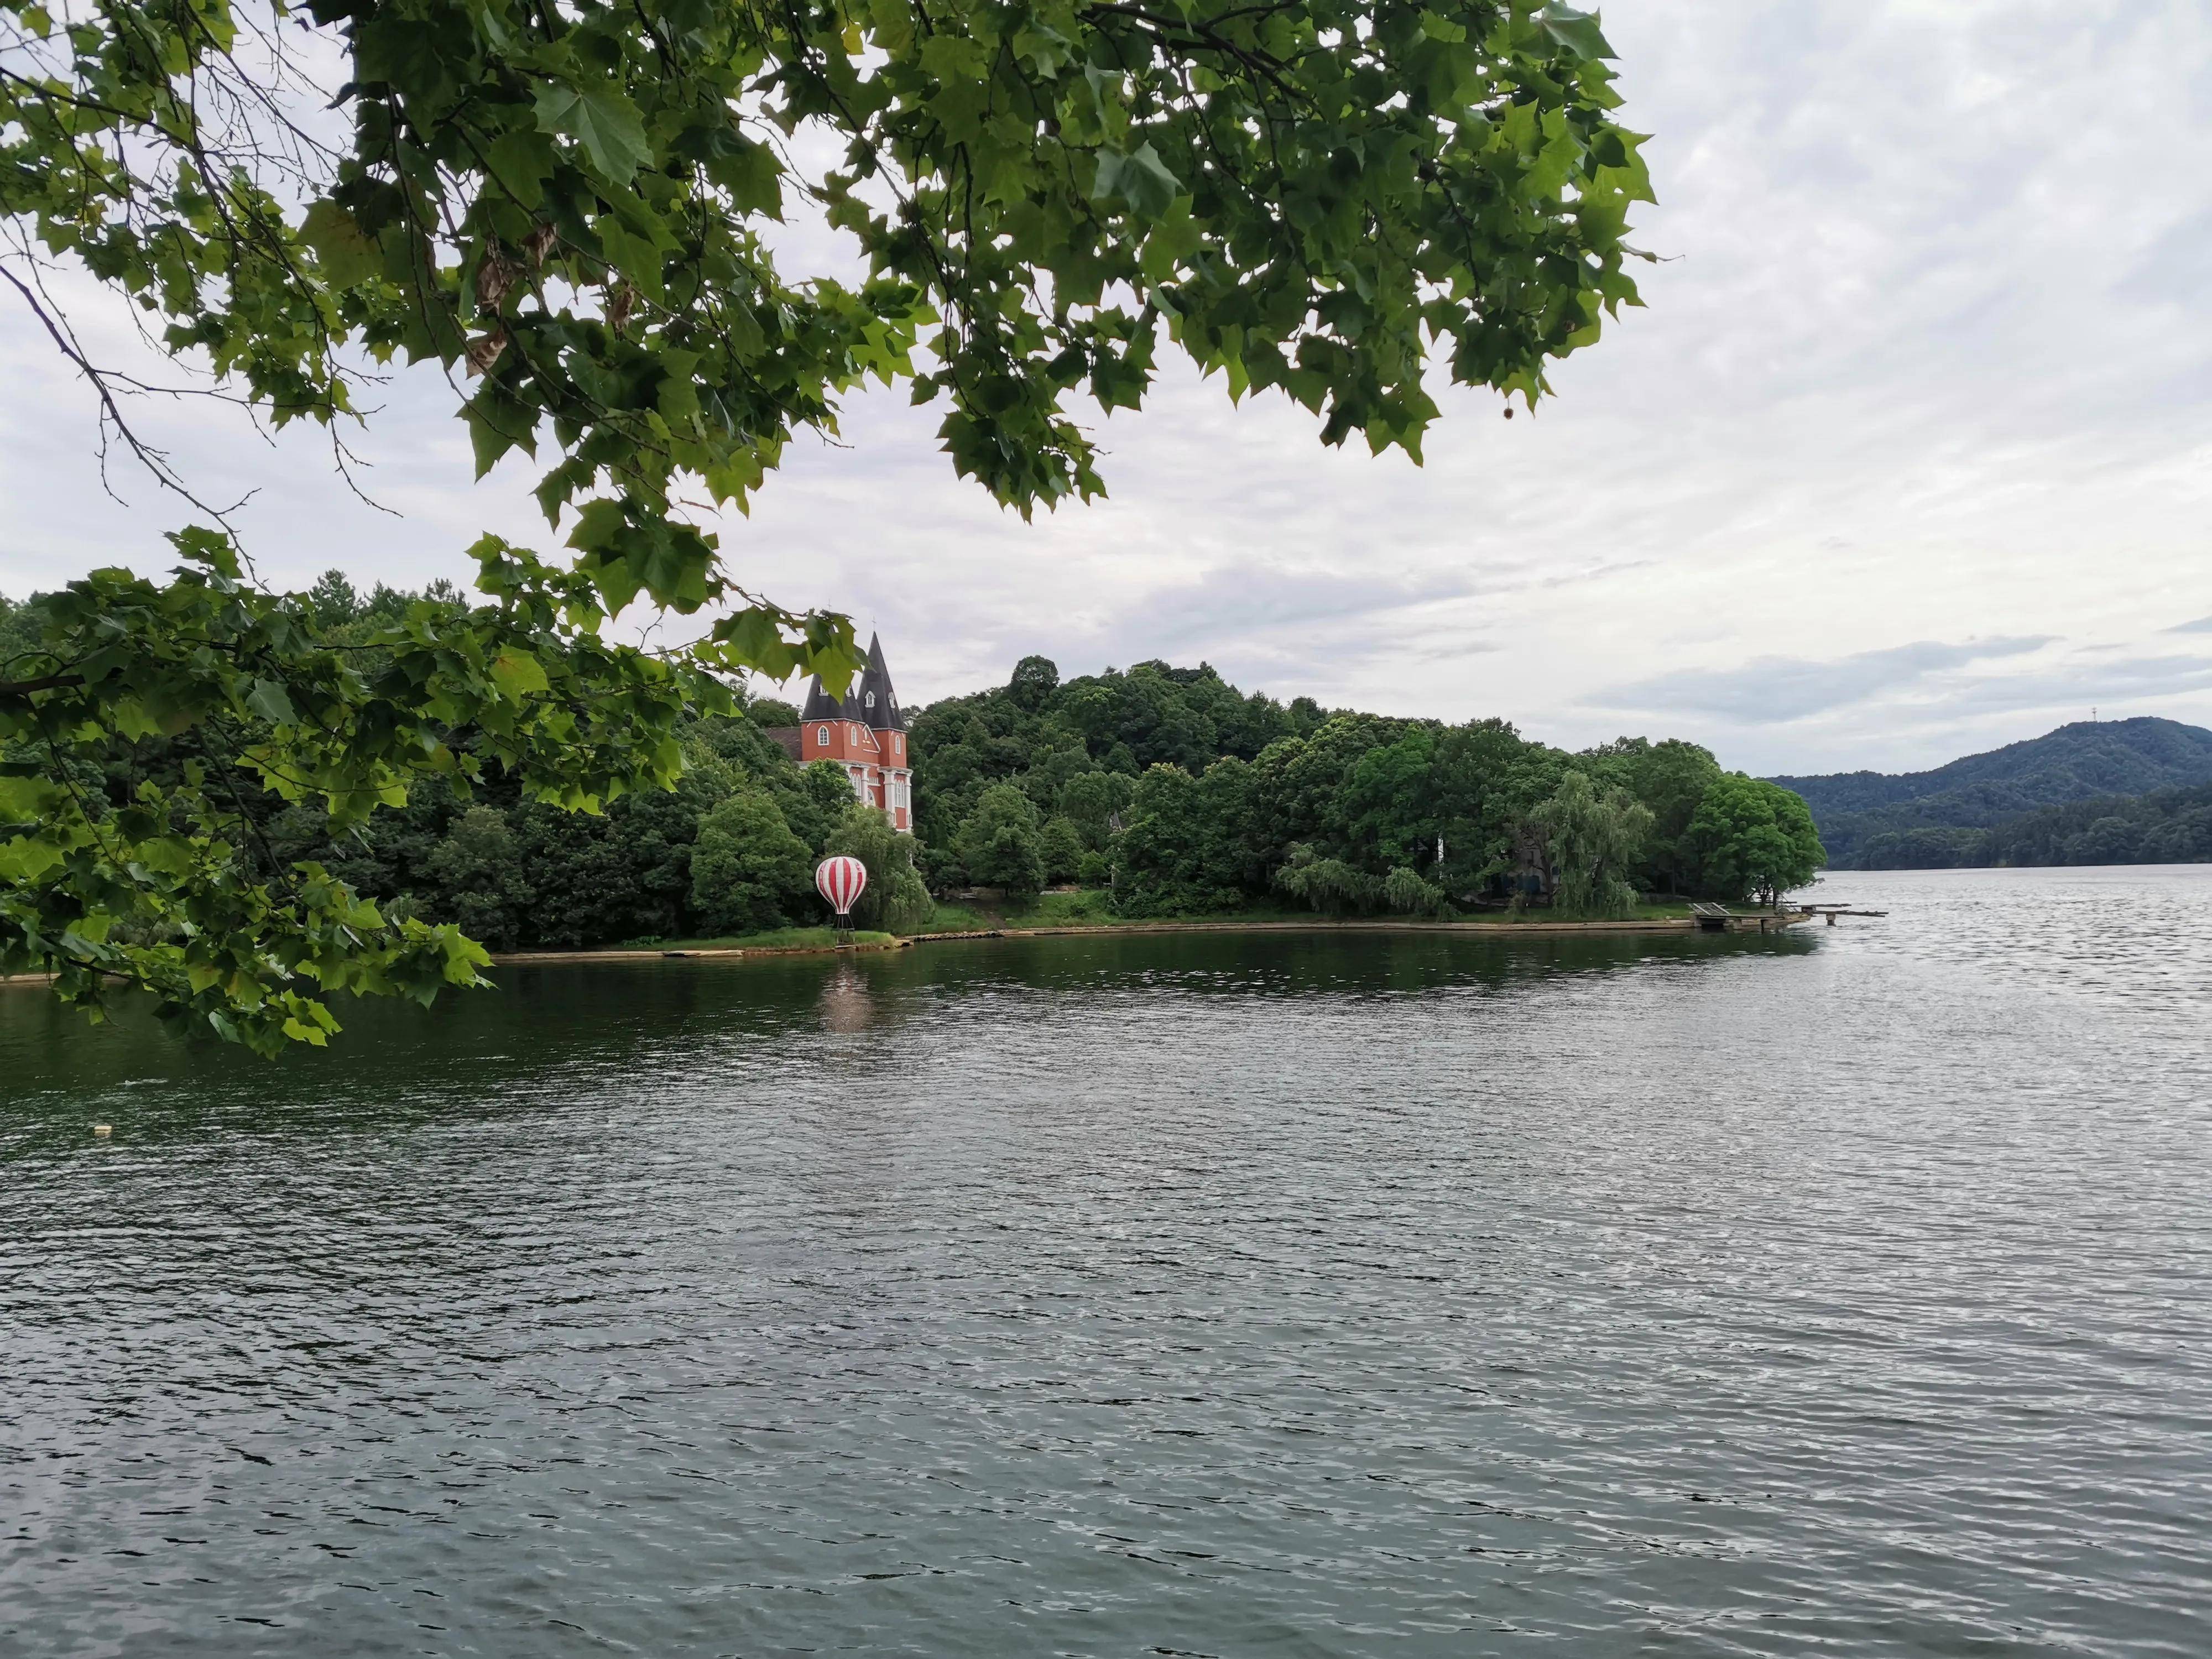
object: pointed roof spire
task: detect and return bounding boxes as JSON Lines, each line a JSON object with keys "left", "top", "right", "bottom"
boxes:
{"left": 857, "top": 633, "right": 905, "bottom": 731}
{"left": 799, "top": 675, "right": 846, "bottom": 722}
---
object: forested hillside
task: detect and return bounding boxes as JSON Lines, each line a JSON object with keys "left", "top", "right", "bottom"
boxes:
{"left": 1978, "top": 783, "right": 2212, "bottom": 867}
{"left": 1844, "top": 782, "right": 2212, "bottom": 869}
{"left": 903, "top": 655, "right": 1820, "bottom": 916}
{"left": 1773, "top": 718, "right": 2212, "bottom": 868}
{"left": 4, "top": 585, "right": 1826, "bottom": 947}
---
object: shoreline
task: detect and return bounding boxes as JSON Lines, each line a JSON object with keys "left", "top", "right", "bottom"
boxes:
{"left": 0, "top": 912, "right": 1818, "bottom": 987}
{"left": 488, "top": 910, "right": 1814, "bottom": 966}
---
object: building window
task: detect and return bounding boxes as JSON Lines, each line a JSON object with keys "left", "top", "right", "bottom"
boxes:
{"left": 816, "top": 726, "right": 828, "bottom": 746}
{"left": 893, "top": 735, "right": 901, "bottom": 755}
{"left": 865, "top": 691, "right": 875, "bottom": 708}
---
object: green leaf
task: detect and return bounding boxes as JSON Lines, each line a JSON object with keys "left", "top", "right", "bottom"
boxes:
{"left": 465, "top": 387, "right": 537, "bottom": 479}
{"left": 0, "top": 775, "right": 67, "bottom": 820}
{"left": 1538, "top": 4, "right": 1615, "bottom": 60}
{"left": 490, "top": 649, "right": 551, "bottom": 701}
{"left": 534, "top": 84, "right": 651, "bottom": 185}
{"left": 1093, "top": 145, "right": 1181, "bottom": 221}
{"left": 567, "top": 498, "right": 629, "bottom": 556}
{"left": 594, "top": 214, "right": 667, "bottom": 302}
{"left": 246, "top": 677, "right": 297, "bottom": 726}
{"left": 701, "top": 133, "right": 784, "bottom": 218}
{"left": 299, "top": 200, "right": 380, "bottom": 289}
{"left": 355, "top": 12, "right": 457, "bottom": 103}
{"left": 484, "top": 130, "right": 556, "bottom": 211}
{"left": 0, "top": 836, "right": 65, "bottom": 882}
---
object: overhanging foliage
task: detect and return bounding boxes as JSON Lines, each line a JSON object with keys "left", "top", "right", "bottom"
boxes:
{"left": 2, "top": 0, "right": 1652, "bottom": 1045}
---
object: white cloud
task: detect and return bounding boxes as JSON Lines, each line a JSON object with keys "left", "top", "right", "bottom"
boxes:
{"left": 1591, "top": 637, "right": 2058, "bottom": 723}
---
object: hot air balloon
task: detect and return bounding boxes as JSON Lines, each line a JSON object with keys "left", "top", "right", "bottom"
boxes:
{"left": 815, "top": 855, "right": 868, "bottom": 940}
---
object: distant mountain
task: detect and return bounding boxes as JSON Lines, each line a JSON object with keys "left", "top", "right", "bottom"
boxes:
{"left": 1770, "top": 717, "right": 2212, "bottom": 868}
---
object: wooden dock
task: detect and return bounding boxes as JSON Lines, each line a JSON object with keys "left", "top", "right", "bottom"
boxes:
{"left": 1690, "top": 902, "right": 1885, "bottom": 932}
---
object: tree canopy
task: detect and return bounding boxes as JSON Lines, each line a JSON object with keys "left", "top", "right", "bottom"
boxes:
{"left": 2, "top": 0, "right": 1651, "bottom": 1047}
{"left": 1683, "top": 774, "right": 1824, "bottom": 908}
{"left": 909, "top": 652, "right": 1823, "bottom": 916}
{"left": 4, "top": 0, "right": 1650, "bottom": 525}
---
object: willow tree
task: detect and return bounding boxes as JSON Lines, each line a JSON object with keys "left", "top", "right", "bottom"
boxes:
{"left": 0, "top": 0, "right": 1651, "bottom": 1048}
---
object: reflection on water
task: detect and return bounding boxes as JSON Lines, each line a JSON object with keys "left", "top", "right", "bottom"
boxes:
{"left": 816, "top": 961, "right": 881, "bottom": 1033}
{"left": 3, "top": 870, "right": 2210, "bottom": 1657}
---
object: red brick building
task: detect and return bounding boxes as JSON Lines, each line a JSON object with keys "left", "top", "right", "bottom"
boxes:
{"left": 765, "top": 634, "right": 915, "bottom": 832}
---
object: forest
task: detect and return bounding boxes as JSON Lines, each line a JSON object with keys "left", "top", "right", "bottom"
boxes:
{"left": 1851, "top": 782, "right": 2212, "bottom": 869}
{"left": 887, "top": 654, "right": 1819, "bottom": 919}
{"left": 4, "top": 585, "right": 1822, "bottom": 951}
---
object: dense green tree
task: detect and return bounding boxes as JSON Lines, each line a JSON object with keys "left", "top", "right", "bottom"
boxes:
{"left": 1523, "top": 771, "right": 1652, "bottom": 917}
{"left": 1589, "top": 737, "right": 1722, "bottom": 895}
{"left": 422, "top": 806, "right": 531, "bottom": 951}
{"left": 1021, "top": 745, "right": 1099, "bottom": 812}
{"left": 0, "top": 594, "right": 40, "bottom": 662}
{"left": 774, "top": 763, "right": 868, "bottom": 857}
{"left": 1113, "top": 760, "right": 1255, "bottom": 915}
{"left": 1430, "top": 718, "right": 1559, "bottom": 892}
{"left": 1008, "top": 656, "right": 1063, "bottom": 713}
{"left": 1058, "top": 771, "right": 1136, "bottom": 849}
{"left": 1684, "top": 775, "right": 1825, "bottom": 905}
{"left": 1272, "top": 843, "right": 1381, "bottom": 915}
{"left": 1958, "top": 781, "right": 2212, "bottom": 869}
{"left": 956, "top": 785, "right": 1047, "bottom": 905}
{"left": 1247, "top": 717, "right": 1384, "bottom": 862}
{"left": 689, "top": 792, "right": 815, "bottom": 937}
{"left": 1038, "top": 817, "right": 1087, "bottom": 886}
{"left": 822, "top": 806, "right": 933, "bottom": 933}
{"left": 1338, "top": 727, "right": 1443, "bottom": 871}
{"left": 0, "top": 544, "right": 723, "bottom": 1051}
{"left": 512, "top": 761, "right": 729, "bottom": 945}
{"left": 898, "top": 653, "right": 1843, "bottom": 919}
{"left": 1382, "top": 866, "right": 1450, "bottom": 917}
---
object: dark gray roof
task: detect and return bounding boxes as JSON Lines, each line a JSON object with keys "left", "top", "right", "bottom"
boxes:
{"left": 799, "top": 676, "right": 848, "bottom": 722}
{"left": 796, "top": 636, "right": 902, "bottom": 730}
{"left": 854, "top": 634, "right": 905, "bottom": 732}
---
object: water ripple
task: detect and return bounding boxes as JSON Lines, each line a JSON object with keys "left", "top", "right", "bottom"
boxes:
{"left": 2, "top": 868, "right": 2209, "bottom": 1655}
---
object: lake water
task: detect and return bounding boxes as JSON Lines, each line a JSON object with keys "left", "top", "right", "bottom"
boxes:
{"left": 4, "top": 867, "right": 2209, "bottom": 1657}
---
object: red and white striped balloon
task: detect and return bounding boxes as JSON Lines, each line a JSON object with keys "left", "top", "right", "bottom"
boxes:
{"left": 815, "top": 855, "right": 868, "bottom": 917}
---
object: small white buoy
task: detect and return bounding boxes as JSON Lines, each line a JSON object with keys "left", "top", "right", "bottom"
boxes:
{"left": 92, "top": 1124, "right": 112, "bottom": 1139}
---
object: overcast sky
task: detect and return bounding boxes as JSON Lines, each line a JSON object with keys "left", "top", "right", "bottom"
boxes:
{"left": 5, "top": 0, "right": 2210, "bottom": 775}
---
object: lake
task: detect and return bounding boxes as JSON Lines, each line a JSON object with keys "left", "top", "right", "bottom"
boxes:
{"left": 4, "top": 867, "right": 2209, "bottom": 1657}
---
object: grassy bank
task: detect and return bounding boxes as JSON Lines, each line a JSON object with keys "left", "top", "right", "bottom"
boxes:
{"left": 913, "top": 892, "right": 1713, "bottom": 933}
{"left": 484, "top": 895, "right": 1787, "bottom": 967}
{"left": 597, "top": 894, "right": 1751, "bottom": 954}
{"left": 616, "top": 927, "right": 898, "bottom": 952}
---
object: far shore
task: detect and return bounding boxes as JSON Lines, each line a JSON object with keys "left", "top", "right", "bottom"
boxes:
{"left": 491, "top": 909, "right": 1815, "bottom": 966}
{"left": 0, "top": 909, "right": 1823, "bottom": 988}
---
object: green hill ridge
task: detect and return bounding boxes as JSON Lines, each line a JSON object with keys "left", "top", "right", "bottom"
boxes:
{"left": 1771, "top": 717, "right": 2212, "bottom": 868}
